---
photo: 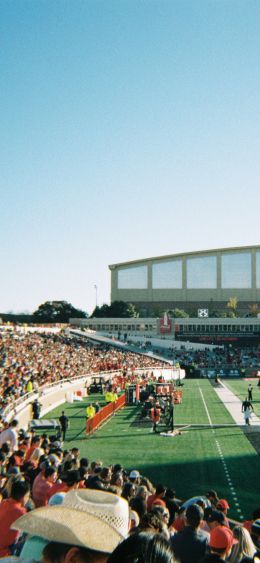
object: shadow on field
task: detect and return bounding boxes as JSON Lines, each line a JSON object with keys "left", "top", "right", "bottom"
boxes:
{"left": 69, "top": 415, "right": 87, "bottom": 419}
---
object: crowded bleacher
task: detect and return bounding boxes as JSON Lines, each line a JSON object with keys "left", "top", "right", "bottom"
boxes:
{"left": 0, "top": 327, "right": 259, "bottom": 563}
{"left": 0, "top": 327, "right": 168, "bottom": 414}
{"left": 158, "top": 346, "right": 260, "bottom": 372}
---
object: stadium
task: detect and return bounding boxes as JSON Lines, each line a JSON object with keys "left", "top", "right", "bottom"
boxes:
{"left": 109, "top": 245, "right": 260, "bottom": 317}
{"left": 1, "top": 248, "right": 260, "bottom": 558}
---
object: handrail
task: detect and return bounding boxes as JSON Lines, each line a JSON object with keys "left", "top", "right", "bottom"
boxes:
{"left": 1, "top": 364, "right": 174, "bottom": 420}
{"left": 1, "top": 369, "right": 123, "bottom": 420}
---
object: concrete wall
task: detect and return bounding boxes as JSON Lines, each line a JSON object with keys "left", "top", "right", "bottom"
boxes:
{"left": 7, "top": 373, "right": 118, "bottom": 430}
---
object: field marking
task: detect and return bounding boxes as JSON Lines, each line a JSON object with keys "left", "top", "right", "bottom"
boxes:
{"left": 199, "top": 387, "right": 214, "bottom": 430}
{"left": 198, "top": 384, "right": 244, "bottom": 520}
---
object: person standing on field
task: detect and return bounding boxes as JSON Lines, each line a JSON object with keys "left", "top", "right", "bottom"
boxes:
{"left": 242, "top": 397, "right": 254, "bottom": 426}
{"left": 86, "top": 403, "right": 96, "bottom": 419}
{"left": 59, "top": 411, "right": 69, "bottom": 441}
{"left": 248, "top": 384, "right": 253, "bottom": 401}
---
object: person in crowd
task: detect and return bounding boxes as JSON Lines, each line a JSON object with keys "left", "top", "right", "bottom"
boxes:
{"left": 129, "top": 509, "right": 140, "bottom": 532}
{"left": 243, "top": 508, "right": 260, "bottom": 534}
{"left": 7, "top": 450, "right": 25, "bottom": 474}
{"left": 206, "top": 509, "right": 226, "bottom": 529}
{"left": 63, "top": 447, "right": 80, "bottom": 470}
{"left": 165, "top": 489, "right": 179, "bottom": 527}
{"left": 250, "top": 519, "right": 260, "bottom": 553}
{"left": 46, "top": 469, "right": 70, "bottom": 501}
{"left": 86, "top": 466, "right": 105, "bottom": 491}
{"left": 112, "top": 463, "right": 123, "bottom": 476}
{"left": 130, "top": 485, "right": 148, "bottom": 519}
{"left": 151, "top": 505, "right": 171, "bottom": 540}
{"left": 171, "top": 503, "right": 209, "bottom": 563}
{"left": 100, "top": 467, "right": 112, "bottom": 486}
{"left": 19, "top": 433, "right": 32, "bottom": 455}
{"left": 206, "top": 490, "right": 219, "bottom": 507}
{"left": 87, "top": 460, "right": 103, "bottom": 477}
{"left": 121, "top": 481, "right": 136, "bottom": 503}
{"left": 129, "top": 469, "right": 141, "bottom": 485}
{"left": 110, "top": 472, "right": 123, "bottom": 496}
{"left": 172, "top": 506, "right": 186, "bottom": 532}
{"left": 215, "top": 500, "right": 230, "bottom": 527}
{"left": 228, "top": 525, "right": 256, "bottom": 563}
{"left": 87, "top": 466, "right": 112, "bottom": 491}
{"left": 0, "top": 479, "right": 30, "bottom": 556}
{"left": 137, "top": 511, "right": 164, "bottom": 534}
{"left": 0, "top": 420, "right": 19, "bottom": 452}
{"left": 147, "top": 483, "right": 166, "bottom": 511}
{"left": 140, "top": 475, "right": 154, "bottom": 494}
{"left": 24, "top": 453, "right": 47, "bottom": 488}
{"left": 32, "top": 463, "right": 57, "bottom": 507}
{"left": 12, "top": 489, "right": 130, "bottom": 563}
{"left": 107, "top": 531, "right": 176, "bottom": 563}
{"left": 25, "top": 436, "right": 42, "bottom": 462}
{"left": 30, "top": 446, "right": 45, "bottom": 468}
{"left": 200, "top": 525, "right": 236, "bottom": 562}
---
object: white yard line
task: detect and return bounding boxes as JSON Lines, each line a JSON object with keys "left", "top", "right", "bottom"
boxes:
{"left": 199, "top": 387, "right": 214, "bottom": 430}
{"left": 198, "top": 384, "right": 244, "bottom": 520}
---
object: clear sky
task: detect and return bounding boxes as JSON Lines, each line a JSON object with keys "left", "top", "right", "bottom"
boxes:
{"left": 1, "top": 0, "right": 260, "bottom": 316}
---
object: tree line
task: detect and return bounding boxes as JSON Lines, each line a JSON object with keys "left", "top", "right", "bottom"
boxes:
{"left": 1, "top": 297, "right": 259, "bottom": 324}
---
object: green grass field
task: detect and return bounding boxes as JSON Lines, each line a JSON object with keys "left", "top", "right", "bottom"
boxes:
{"left": 44, "top": 379, "right": 260, "bottom": 521}
{"left": 224, "top": 379, "right": 260, "bottom": 417}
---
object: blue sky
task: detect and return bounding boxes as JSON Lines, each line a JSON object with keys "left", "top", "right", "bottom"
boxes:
{"left": 1, "top": 0, "right": 260, "bottom": 315}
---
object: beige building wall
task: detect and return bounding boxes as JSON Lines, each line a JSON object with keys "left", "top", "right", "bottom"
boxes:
{"left": 109, "top": 246, "right": 260, "bottom": 312}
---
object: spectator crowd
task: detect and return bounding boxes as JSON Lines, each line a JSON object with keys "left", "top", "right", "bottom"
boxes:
{"left": 0, "top": 327, "right": 167, "bottom": 414}
{"left": 0, "top": 424, "right": 259, "bottom": 562}
{"left": 164, "top": 346, "right": 260, "bottom": 373}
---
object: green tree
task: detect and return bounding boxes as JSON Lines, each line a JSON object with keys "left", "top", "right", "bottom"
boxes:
{"left": 91, "top": 301, "right": 139, "bottom": 318}
{"left": 168, "top": 308, "right": 189, "bottom": 318}
{"left": 227, "top": 310, "right": 236, "bottom": 318}
{"left": 33, "top": 301, "right": 88, "bottom": 323}
{"left": 248, "top": 304, "right": 259, "bottom": 317}
{"left": 226, "top": 297, "right": 238, "bottom": 316}
{"left": 91, "top": 304, "right": 111, "bottom": 318}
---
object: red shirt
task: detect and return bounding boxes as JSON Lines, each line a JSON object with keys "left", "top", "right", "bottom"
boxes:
{"left": 147, "top": 494, "right": 166, "bottom": 511}
{"left": 0, "top": 498, "right": 26, "bottom": 556}
{"left": 173, "top": 515, "right": 185, "bottom": 532}
{"left": 25, "top": 444, "right": 38, "bottom": 462}
{"left": 243, "top": 520, "right": 252, "bottom": 533}
{"left": 32, "top": 473, "right": 53, "bottom": 507}
{"left": 46, "top": 481, "right": 69, "bottom": 502}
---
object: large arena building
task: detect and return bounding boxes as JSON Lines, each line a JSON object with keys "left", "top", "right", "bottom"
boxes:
{"left": 109, "top": 245, "right": 260, "bottom": 316}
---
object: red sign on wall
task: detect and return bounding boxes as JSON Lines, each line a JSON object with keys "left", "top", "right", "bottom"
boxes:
{"left": 160, "top": 312, "right": 172, "bottom": 334}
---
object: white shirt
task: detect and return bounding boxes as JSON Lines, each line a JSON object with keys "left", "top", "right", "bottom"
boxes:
{"left": 0, "top": 427, "right": 18, "bottom": 451}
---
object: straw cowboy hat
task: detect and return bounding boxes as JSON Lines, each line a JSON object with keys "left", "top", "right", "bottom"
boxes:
{"left": 12, "top": 489, "right": 129, "bottom": 554}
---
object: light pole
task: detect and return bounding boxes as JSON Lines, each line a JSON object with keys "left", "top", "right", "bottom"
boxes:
{"left": 94, "top": 284, "right": 98, "bottom": 308}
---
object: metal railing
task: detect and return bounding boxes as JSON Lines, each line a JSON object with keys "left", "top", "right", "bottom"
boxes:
{"left": 1, "top": 370, "right": 122, "bottom": 420}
